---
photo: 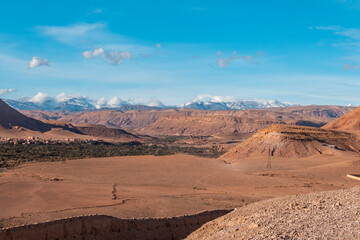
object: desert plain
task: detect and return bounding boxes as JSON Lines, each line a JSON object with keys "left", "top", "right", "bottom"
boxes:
{"left": 1, "top": 151, "right": 359, "bottom": 229}
{"left": 1, "top": 99, "right": 360, "bottom": 239}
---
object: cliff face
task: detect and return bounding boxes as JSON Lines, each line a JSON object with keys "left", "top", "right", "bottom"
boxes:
{"left": 0, "top": 210, "right": 230, "bottom": 240}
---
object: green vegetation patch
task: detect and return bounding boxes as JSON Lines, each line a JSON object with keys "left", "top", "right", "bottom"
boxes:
{"left": 0, "top": 142, "right": 224, "bottom": 169}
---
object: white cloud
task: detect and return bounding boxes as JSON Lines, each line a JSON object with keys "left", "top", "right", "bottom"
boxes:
{"left": 107, "top": 96, "right": 124, "bottom": 107}
{"left": 55, "top": 92, "right": 72, "bottom": 102}
{"left": 25, "top": 92, "right": 127, "bottom": 108}
{"left": 29, "top": 92, "right": 50, "bottom": 104}
{"left": 147, "top": 98, "right": 165, "bottom": 107}
{"left": 37, "top": 22, "right": 155, "bottom": 64}
{"left": 82, "top": 51, "right": 92, "bottom": 58}
{"left": 353, "top": 65, "right": 360, "bottom": 70}
{"left": 94, "top": 97, "right": 107, "bottom": 109}
{"left": 94, "top": 96, "right": 128, "bottom": 108}
{"left": 28, "top": 56, "right": 50, "bottom": 69}
{"left": 216, "top": 58, "right": 230, "bottom": 68}
{"left": 82, "top": 48, "right": 132, "bottom": 65}
{"left": 156, "top": 43, "right": 161, "bottom": 48}
{"left": 82, "top": 48, "right": 105, "bottom": 58}
{"left": 0, "top": 88, "right": 16, "bottom": 96}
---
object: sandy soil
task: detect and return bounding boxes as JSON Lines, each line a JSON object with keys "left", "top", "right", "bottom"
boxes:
{"left": 1, "top": 153, "right": 360, "bottom": 229}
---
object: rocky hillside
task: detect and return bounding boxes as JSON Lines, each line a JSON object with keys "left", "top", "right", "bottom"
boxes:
{"left": 141, "top": 115, "right": 288, "bottom": 135}
{"left": 0, "top": 99, "right": 51, "bottom": 132}
{"left": 220, "top": 124, "right": 360, "bottom": 160}
{"left": 75, "top": 124, "right": 139, "bottom": 140}
{"left": 21, "top": 106, "right": 354, "bottom": 135}
{"left": 40, "top": 120, "right": 141, "bottom": 141}
{"left": 21, "top": 109, "right": 179, "bottom": 129}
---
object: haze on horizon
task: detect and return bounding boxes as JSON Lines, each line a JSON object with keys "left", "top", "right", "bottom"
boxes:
{"left": 1, "top": 0, "right": 360, "bottom": 106}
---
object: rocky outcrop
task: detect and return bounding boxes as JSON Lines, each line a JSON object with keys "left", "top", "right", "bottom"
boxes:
{"left": 0, "top": 210, "right": 230, "bottom": 240}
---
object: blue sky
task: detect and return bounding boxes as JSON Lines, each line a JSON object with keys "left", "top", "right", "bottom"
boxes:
{"left": 1, "top": 0, "right": 360, "bottom": 106}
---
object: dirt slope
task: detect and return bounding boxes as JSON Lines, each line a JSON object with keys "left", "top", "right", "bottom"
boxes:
{"left": 41, "top": 120, "right": 141, "bottom": 141}
{"left": 0, "top": 99, "right": 51, "bottom": 132}
{"left": 323, "top": 106, "right": 360, "bottom": 131}
{"left": 186, "top": 186, "right": 360, "bottom": 240}
{"left": 220, "top": 124, "right": 360, "bottom": 160}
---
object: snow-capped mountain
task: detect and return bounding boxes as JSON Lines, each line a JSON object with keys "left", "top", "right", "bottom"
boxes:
{"left": 54, "top": 98, "right": 96, "bottom": 111}
{"left": 2, "top": 97, "right": 165, "bottom": 112}
{"left": 182, "top": 97, "right": 297, "bottom": 110}
{"left": 3, "top": 98, "right": 97, "bottom": 112}
{"left": 2, "top": 95, "right": 298, "bottom": 112}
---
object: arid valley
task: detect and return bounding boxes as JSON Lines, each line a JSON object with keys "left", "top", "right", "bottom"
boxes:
{"left": 1, "top": 98, "right": 360, "bottom": 239}
{"left": 2, "top": 2, "right": 360, "bottom": 238}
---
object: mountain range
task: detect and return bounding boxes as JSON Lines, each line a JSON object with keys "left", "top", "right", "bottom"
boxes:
{"left": 2, "top": 96, "right": 298, "bottom": 112}
{"left": 182, "top": 98, "right": 296, "bottom": 110}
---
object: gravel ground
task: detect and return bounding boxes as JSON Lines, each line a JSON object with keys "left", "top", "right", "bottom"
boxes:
{"left": 186, "top": 186, "right": 360, "bottom": 240}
